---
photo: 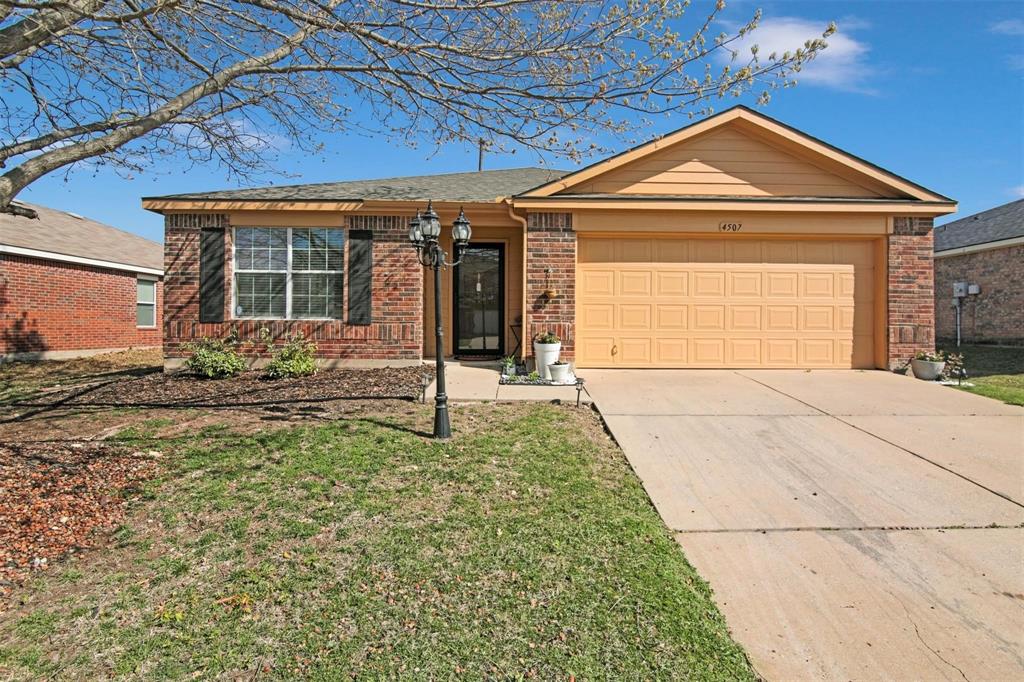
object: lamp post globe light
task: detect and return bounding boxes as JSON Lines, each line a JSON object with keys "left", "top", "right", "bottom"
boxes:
{"left": 410, "top": 201, "right": 471, "bottom": 439}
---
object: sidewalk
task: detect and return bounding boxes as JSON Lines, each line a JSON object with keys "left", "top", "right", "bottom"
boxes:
{"left": 423, "top": 360, "right": 591, "bottom": 404}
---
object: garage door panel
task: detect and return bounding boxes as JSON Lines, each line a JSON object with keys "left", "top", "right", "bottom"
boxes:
{"left": 693, "top": 305, "right": 725, "bottom": 331}
{"left": 655, "top": 270, "right": 688, "bottom": 296}
{"left": 766, "top": 305, "right": 799, "bottom": 331}
{"left": 765, "top": 339, "right": 799, "bottom": 366}
{"left": 802, "top": 306, "right": 835, "bottom": 331}
{"left": 656, "top": 304, "right": 688, "bottom": 330}
{"left": 727, "top": 339, "right": 762, "bottom": 365}
{"left": 576, "top": 237, "right": 876, "bottom": 369}
{"left": 580, "top": 269, "right": 615, "bottom": 296}
{"left": 693, "top": 271, "right": 726, "bottom": 297}
{"left": 728, "top": 271, "right": 762, "bottom": 297}
{"left": 655, "top": 338, "right": 688, "bottom": 364}
{"left": 618, "top": 304, "right": 652, "bottom": 330}
{"left": 801, "top": 272, "right": 836, "bottom": 298}
{"left": 692, "top": 338, "right": 726, "bottom": 365}
{"left": 578, "top": 336, "right": 616, "bottom": 365}
{"left": 581, "top": 303, "right": 615, "bottom": 330}
{"left": 619, "top": 337, "right": 652, "bottom": 364}
{"left": 618, "top": 270, "right": 652, "bottom": 296}
{"left": 800, "top": 339, "right": 836, "bottom": 366}
{"left": 728, "top": 306, "right": 762, "bottom": 331}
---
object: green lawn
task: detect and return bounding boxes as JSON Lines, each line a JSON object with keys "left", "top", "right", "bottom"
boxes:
{"left": 938, "top": 343, "right": 1024, "bottom": 406}
{"left": 0, "top": 402, "right": 752, "bottom": 679}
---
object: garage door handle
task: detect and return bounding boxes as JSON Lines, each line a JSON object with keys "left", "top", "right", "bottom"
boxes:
{"left": 612, "top": 344, "right": 618, "bottom": 355}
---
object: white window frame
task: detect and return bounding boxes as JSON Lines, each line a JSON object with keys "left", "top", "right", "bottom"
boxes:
{"left": 136, "top": 275, "right": 158, "bottom": 328}
{"left": 231, "top": 226, "right": 345, "bottom": 321}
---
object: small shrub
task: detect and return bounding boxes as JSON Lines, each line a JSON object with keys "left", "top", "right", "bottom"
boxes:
{"left": 184, "top": 338, "right": 247, "bottom": 378}
{"left": 914, "top": 350, "right": 946, "bottom": 362}
{"left": 264, "top": 333, "right": 318, "bottom": 379}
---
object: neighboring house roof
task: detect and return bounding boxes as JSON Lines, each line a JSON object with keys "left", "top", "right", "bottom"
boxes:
{"left": 145, "top": 167, "right": 568, "bottom": 203}
{"left": 934, "top": 199, "right": 1024, "bottom": 252}
{"left": 0, "top": 201, "right": 163, "bottom": 274}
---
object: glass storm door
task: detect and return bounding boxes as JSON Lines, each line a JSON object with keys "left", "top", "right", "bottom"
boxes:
{"left": 453, "top": 243, "right": 504, "bottom": 356}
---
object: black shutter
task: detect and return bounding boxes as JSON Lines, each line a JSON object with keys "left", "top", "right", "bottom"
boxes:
{"left": 347, "top": 230, "right": 372, "bottom": 325}
{"left": 199, "top": 227, "right": 225, "bottom": 323}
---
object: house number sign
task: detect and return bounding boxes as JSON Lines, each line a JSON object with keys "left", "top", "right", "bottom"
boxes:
{"left": 718, "top": 221, "right": 742, "bottom": 232}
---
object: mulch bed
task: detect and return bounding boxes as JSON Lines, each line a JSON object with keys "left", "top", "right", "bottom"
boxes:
{"left": 0, "top": 442, "right": 160, "bottom": 603}
{"left": 12, "top": 366, "right": 435, "bottom": 409}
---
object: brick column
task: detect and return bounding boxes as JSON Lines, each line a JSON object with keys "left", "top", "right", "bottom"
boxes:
{"left": 888, "top": 216, "right": 935, "bottom": 369}
{"left": 163, "top": 213, "right": 229, "bottom": 360}
{"left": 526, "top": 212, "right": 576, "bottom": 360}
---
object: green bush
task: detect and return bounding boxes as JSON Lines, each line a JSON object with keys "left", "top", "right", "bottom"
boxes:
{"left": 184, "top": 338, "right": 247, "bottom": 379}
{"left": 264, "top": 333, "right": 318, "bottom": 379}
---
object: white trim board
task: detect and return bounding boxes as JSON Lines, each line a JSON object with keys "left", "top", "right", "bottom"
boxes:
{"left": 0, "top": 243, "right": 163, "bottom": 276}
{"left": 934, "top": 235, "right": 1024, "bottom": 259}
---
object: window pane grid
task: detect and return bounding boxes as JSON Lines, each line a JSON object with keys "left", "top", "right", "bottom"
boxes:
{"left": 136, "top": 277, "right": 156, "bottom": 326}
{"left": 233, "top": 227, "right": 344, "bottom": 319}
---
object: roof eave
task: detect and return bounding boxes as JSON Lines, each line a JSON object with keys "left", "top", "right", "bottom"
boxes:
{"left": 511, "top": 195, "right": 958, "bottom": 216}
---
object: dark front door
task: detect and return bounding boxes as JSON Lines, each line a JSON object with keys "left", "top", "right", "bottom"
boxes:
{"left": 453, "top": 243, "right": 504, "bottom": 357}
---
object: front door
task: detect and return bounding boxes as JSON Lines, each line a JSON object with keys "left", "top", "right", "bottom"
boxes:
{"left": 453, "top": 243, "right": 504, "bottom": 357}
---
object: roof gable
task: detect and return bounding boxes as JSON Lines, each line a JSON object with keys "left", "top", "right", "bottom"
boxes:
{"left": 520, "top": 106, "right": 951, "bottom": 203}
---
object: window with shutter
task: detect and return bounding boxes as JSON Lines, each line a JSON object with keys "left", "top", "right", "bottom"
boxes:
{"left": 232, "top": 227, "right": 345, "bottom": 319}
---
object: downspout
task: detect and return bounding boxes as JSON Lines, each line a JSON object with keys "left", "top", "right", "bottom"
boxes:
{"left": 506, "top": 199, "right": 529, "bottom": 362}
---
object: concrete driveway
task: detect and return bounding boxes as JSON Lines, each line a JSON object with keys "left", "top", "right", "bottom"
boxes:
{"left": 585, "top": 369, "right": 1024, "bottom": 681}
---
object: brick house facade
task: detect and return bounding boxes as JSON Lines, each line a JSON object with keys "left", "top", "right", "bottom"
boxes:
{"left": 1, "top": 202, "right": 164, "bottom": 362}
{"left": 148, "top": 107, "right": 956, "bottom": 371}
{"left": 932, "top": 200, "right": 1024, "bottom": 346}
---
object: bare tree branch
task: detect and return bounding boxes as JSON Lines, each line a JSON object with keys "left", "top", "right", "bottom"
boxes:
{"left": 0, "top": 0, "right": 835, "bottom": 213}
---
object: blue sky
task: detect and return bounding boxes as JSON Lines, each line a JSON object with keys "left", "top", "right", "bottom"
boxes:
{"left": 16, "top": 0, "right": 1024, "bottom": 243}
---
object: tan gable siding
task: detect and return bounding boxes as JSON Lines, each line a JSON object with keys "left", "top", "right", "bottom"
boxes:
{"left": 563, "top": 127, "right": 884, "bottom": 199}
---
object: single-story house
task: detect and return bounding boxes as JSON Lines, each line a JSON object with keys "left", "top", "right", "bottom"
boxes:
{"left": 143, "top": 106, "right": 956, "bottom": 371}
{"left": 933, "top": 199, "right": 1023, "bottom": 345}
{"left": 0, "top": 202, "right": 163, "bottom": 362}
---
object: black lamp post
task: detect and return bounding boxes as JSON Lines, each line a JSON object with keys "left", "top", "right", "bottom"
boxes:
{"left": 409, "top": 200, "right": 471, "bottom": 439}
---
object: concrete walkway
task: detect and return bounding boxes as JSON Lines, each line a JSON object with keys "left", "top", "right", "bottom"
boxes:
{"left": 586, "top": 369, "right": 1024, "bottom": 681}
{"left": 424, "top": 360, "right": 590, "bottom": 403}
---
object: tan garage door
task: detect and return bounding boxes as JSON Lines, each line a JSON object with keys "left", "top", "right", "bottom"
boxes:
{"left": 576, "top": 237, "right": 877, "bottom": 368}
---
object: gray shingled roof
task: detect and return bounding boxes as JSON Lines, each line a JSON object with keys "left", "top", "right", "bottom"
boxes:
{"left": 1, "top": 201, "right": 163, "bottom": 271}
{"left": 934, "top": 199, "right": 1024, "bottom": 252}
{"left": 147, "top": 167, "right": 569, "bottom": 203}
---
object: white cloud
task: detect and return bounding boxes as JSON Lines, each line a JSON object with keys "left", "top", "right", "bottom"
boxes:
{"left": 990, "top": 19, "right": 1024, "bottom": 35}
{"left": 1011, "top": 185, "right": 1024, "bottom": 198}
{"left": 723, "top": 17, "right": 875, "bottom": 94}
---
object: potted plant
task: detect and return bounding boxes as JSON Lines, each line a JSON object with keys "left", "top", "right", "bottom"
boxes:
{"left": 911, "top": 350, "right": 946, "bottom": 381}
{"left": 548, "top": 360, "right": 572, "bottom": 384}
{"left": 533, "top": 331, "right": 561, "bottom": 380}
{"left": 500, "top": 355, "right": 517, "bottom": 377}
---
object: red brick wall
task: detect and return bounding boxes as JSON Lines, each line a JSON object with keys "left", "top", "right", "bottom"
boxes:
{"left": 525, "top": 212, "right": 576, "bottom": 359}
{"left": 0, "top": 254, "right": 162, "bottom": 357}
{"left": 888, "top": 216, "right": 935, "bottom": 368}
{"left": 162, "top": 213, "right": 422, "bottom": 361}
{"left": 934, "top": 244, "right": 1024, "bottom": 345}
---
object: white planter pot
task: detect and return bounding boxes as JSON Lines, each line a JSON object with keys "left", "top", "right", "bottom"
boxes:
{"left": 911, "top": 358, "right": 945, "bottom": 381}
{"left": 548, "top": 363, "right": 572, "bottom": 384}
{"left": 533, "top": 341, "right": 561, "bottom": 380}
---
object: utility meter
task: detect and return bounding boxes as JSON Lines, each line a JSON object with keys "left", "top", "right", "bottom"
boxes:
{"left": 952, "top": 282, "right": 968, "bottom": 298}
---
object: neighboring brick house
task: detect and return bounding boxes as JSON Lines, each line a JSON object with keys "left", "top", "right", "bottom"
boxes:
{"left": 144, "top": 106, "right": 956, "bottom": 371}
{"left": 933, "top": 200, "right": 1024, "bottom": 345}
{"left": 0, "top": 202, "right": 163, "bottom": 361}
